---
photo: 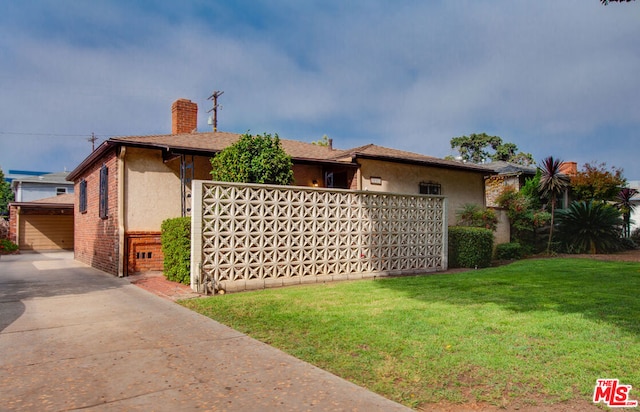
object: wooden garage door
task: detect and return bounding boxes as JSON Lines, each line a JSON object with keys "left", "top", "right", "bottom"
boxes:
{"left": 19, "top": 215, "right": 74, "bottom": 251}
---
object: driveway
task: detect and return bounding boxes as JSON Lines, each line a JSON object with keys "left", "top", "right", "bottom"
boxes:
{"left": 0, "top": 252, "right": 409, "bottom": 411}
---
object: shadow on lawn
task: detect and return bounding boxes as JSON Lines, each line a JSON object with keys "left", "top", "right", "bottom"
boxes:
{"left": 376, "top": 258, "right": 640, "bottom": 336}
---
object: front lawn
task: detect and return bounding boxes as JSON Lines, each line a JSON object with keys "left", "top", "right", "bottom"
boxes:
{"left": 180, "top": 258, "right": 640, "bottom": 409}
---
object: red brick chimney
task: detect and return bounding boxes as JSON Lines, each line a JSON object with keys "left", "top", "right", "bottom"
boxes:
{"left": 171, "top": 99, "right": 198, "bottom": 134}
{"left": 560, "top": 161, "right": 578, "bottom": 176}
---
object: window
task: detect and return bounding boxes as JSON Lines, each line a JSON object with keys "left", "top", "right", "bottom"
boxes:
{"left": 419, "top": 182, "right": 441, "bottom": 195}
{"left": 79, "top": 180, "right": 87, "bottom": 213}
{"left": 99, "top": 165, "right": 108, "bottom": 219}
{"left": 56, "top": 187, "right": 67, "bottom": 196}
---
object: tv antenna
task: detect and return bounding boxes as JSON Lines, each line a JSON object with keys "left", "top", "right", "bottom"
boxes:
{"left": 207, "top": 91, "right": 224, "bottom": 131}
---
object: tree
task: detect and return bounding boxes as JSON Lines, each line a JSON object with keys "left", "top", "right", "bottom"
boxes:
{"left": 570, "top": 162, "right": 625, "bottom": 202}
{"left": 311, "top": 135, "right": 330, "bottom": 147}
{"left": 601, "top": 0, "right": 635, "bottom": 4}
{"left": 210, "top": 133, "right": 294, "bottom": 185}
{"left": 538, "top": 156, "right": 571, "bottom": 254}
{"left": 450, "top": 133, "right": 534, "bottom": 165}
{"left": 0, "top": 167, "right": 13, "bottom": 217}
{"left": 615, "top": 187, "right": 638, "bottom": 238}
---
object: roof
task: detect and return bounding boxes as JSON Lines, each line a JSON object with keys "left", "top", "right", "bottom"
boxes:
{"left": 8, "top": 193, "right": 74, "bottom": 208}
{"left": 334, "top": 144, "right": 493, "bottom": 173}
{"left": 476, "top": 161, "right": 537, "bottom": 176}
{"left": 11, "top": 171, "right": 72, "bottom": 185}
{"left": 68, "top": 131, "right": 494, "bottom": 181}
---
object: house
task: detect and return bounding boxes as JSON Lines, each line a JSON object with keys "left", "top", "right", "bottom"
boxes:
{"left": 11, "top": 171, "right": 74, "bottom": 202}
{"left": 628, "top": 180, "right": 640, "bottom": 233}
{"left": 8, "top": 193, "right": 74, "bottom": 251}
{"left": 480, "top": 161, "right": 537, "bottom": 208}
{"left": 67, "top": 98, "right": 493, "bottom": 277}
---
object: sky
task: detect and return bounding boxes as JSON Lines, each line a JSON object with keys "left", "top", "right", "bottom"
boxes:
{"left": 1, "top": 1, "right": 639, "bottom": 179}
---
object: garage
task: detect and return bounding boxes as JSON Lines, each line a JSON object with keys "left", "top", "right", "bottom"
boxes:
{"left": 9, "top": 194, "right": 74, "bottom": 251}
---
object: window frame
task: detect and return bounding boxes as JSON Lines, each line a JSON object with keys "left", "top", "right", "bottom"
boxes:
{"left": 419, "top": 181, "right": 441, "bottom": 195}
{"left": 79, "top": 179, "right": 87, "bottom": 214}
{"left": 99, "top": 165, "right": 108, "bottom": 219}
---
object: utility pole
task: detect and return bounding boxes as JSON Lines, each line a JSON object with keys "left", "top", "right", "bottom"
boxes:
{"left": 88, "top": 132, "right": 98, "bottom": 152}
{"left": 207, "top": 91, "right": 224, "bottom": 132}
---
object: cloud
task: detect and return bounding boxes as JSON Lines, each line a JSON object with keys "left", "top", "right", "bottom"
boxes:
{"left": 0, "top": 0, "right": 639, "bottom": 178}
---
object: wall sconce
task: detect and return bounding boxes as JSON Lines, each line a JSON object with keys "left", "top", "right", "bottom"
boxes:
{"left": 312, "top": 180, "right": 318, "bottom": 187}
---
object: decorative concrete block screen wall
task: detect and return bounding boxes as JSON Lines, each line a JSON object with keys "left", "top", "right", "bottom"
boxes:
{"left": 190, "top": 181, "right": 447, "bottom": 294}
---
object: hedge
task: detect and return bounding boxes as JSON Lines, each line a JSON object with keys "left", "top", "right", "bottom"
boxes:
{"left": 494, "top": 242, "right": 524, "bottom": 260}
{"left": 448, "top": 226, "right": 493, "bottom": 268}
{"left": 160, "top": 217, "right": 191, "bottom": 284}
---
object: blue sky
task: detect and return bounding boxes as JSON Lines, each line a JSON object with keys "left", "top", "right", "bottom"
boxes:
{"left": 1, "top": 1, "right": 639, "bottom": 178}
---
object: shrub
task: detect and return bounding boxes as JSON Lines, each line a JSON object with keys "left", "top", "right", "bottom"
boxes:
{"left": 448, "top": 226, "right": 493, "bottom": 268}
{"left": 494, "top": 242, "right": 523, "bottom": 260}
{"left": 0, "top": 238, "right": 18, "bottom": 254}
{"left": 455, "top": 203, "right": 498, "bottom": 231}
{"left": 555, "top": 201, "right": 624, "bottom": 254}
{"left": 160, "top": 217, "right": 191, "bottom": 284}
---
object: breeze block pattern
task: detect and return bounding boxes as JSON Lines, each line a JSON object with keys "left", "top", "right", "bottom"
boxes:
{"left": 191, "top": 181, "right": 447, "bottom": 293}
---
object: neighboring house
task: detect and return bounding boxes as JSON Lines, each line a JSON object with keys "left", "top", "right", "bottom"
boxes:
{"left": 8, "top": 193, "right": 74, "bottom": 251}
{"left": 67, "top": 98, "right": 493, "bottom": 277}
{"left": 628, "top": 180, "right": 640, "bottom": 233}
{"left": 480, "top": 161, "right": 537, "bottom": 208}
{"left": 11, "top": 171, "right": 74, "bottom": 202}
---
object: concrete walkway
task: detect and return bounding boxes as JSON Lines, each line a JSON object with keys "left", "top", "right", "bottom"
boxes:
{"left": 0, "top": 252, "right": 410, "bottom": 411}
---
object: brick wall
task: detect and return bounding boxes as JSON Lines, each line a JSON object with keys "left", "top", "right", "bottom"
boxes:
{"left": 126, "top": 231, "right": 164, "bottom": 273}
{"left": 171, "top": 99, "right": 198, "bottom": 134}
{"left": 8, "top": 205, "right": 17, "bottom": 243}
{"left": 74, "top": 150, "right": 120, "bottom": 275}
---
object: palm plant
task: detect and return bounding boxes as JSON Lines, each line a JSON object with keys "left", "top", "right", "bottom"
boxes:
{"left": 538, "top": 156, "right": 571, "bottom": 254}
{"left": 556, "top": 201, "right": 623, "bottom": 254}
{"left": 615, "top": 187, "right": 638, "bottom": 238}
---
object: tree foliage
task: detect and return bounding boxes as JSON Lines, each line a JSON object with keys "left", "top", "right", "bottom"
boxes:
{"left": 601, "top": 0, "right": 635, "bottom": 4}
{"left": 210, "top": 133, "right": 294, "bottom": 185}
{"left": 615, "top": 187, "right": 638, "bottom": 238}
{"left": 0, "top": 167, "right": 13, "bottom": 217}
{"left": 455, "top": 203, "right": 498, "bottom": 231}
{"left": 450, "top": 133, "right": 534, "bottom": 165}
{"left": 538, "top": 156, "right": 571, "bottom": 254}
{"left": 570, "top": 162, "right": 625, "bottom": 202}
{"left": 311, "top": 135, "right": 330, "bottom": 146}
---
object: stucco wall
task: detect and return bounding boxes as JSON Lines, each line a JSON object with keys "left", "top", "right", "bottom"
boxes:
{"left": 124, "top": 147, "right": 182, "bottom": 231}
{"left": 357, "top": 158, "right": 485, "bottom": 225}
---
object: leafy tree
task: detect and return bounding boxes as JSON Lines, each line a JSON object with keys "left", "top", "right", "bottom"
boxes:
{"left": 615, "top": 187, "right": 638, "bottom": 238}
{"left": 450, "top": 133, "right": 534, "bottom": 165}
{"left": 455, "top": 203, "right": 498, "bottom": 231}
{"left": 601, "top": 0, "right": 635, "bottom": 4}
{"left": 210, "top": 133, "right": 294, "bottom": 185}
{"left": 0, "top": 167, "right": 13, "bottom": 217}
{"left": 556, "top": 201, "right": 623, "bottom": 254}
{"left": 496, "top": 187, "right": 550, "bottom": 253}
{"left": 311, "top": 135, "right": 330, "bottom": 146}
{"left": 538, "top": 156, "right": 571, "bottom": 254}
{"left": 570, "top": 162, "right": 625, "bottom": 202}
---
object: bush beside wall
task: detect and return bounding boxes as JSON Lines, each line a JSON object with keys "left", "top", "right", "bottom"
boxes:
{"left": 160, "top": 217, "right": 191, "bottom": 284}
{"left": 448, "top": 226, "right": 493, "bottom": 268}
{"left": 495, "top": 242, "right": 524, "bottom": 260}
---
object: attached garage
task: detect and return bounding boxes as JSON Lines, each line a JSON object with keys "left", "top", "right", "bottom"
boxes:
{"left": 9, "top": 194, "right": 74, "bottom": 251}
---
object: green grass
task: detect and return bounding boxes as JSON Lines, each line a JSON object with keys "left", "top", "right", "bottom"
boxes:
{"left": 180, "top": 258, "right": 640, "bottom": 409}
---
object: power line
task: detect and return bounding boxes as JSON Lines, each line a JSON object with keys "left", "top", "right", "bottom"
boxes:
{"left": 0, "top": 131, "right": 112, "bottom": 138}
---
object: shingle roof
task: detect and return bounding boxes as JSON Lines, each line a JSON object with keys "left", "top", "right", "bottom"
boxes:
{"left": 69, "top": 131, "right": 494, "bottom": 180}
{"left": 476, "top": 161, "right": 537, "bottom": 175}
{"left": 112, "top": 132, "right": 343, "bottom": 161}
{"left": 12, "top": 171, "right": 72, "bottom": 185}
{"left": 335, "top": 144, "right": 492, "bottom": 173}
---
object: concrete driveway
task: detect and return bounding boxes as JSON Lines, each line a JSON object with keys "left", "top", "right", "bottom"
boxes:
{"left": 0, "top": 252, "right": 410, "bottom": 411}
